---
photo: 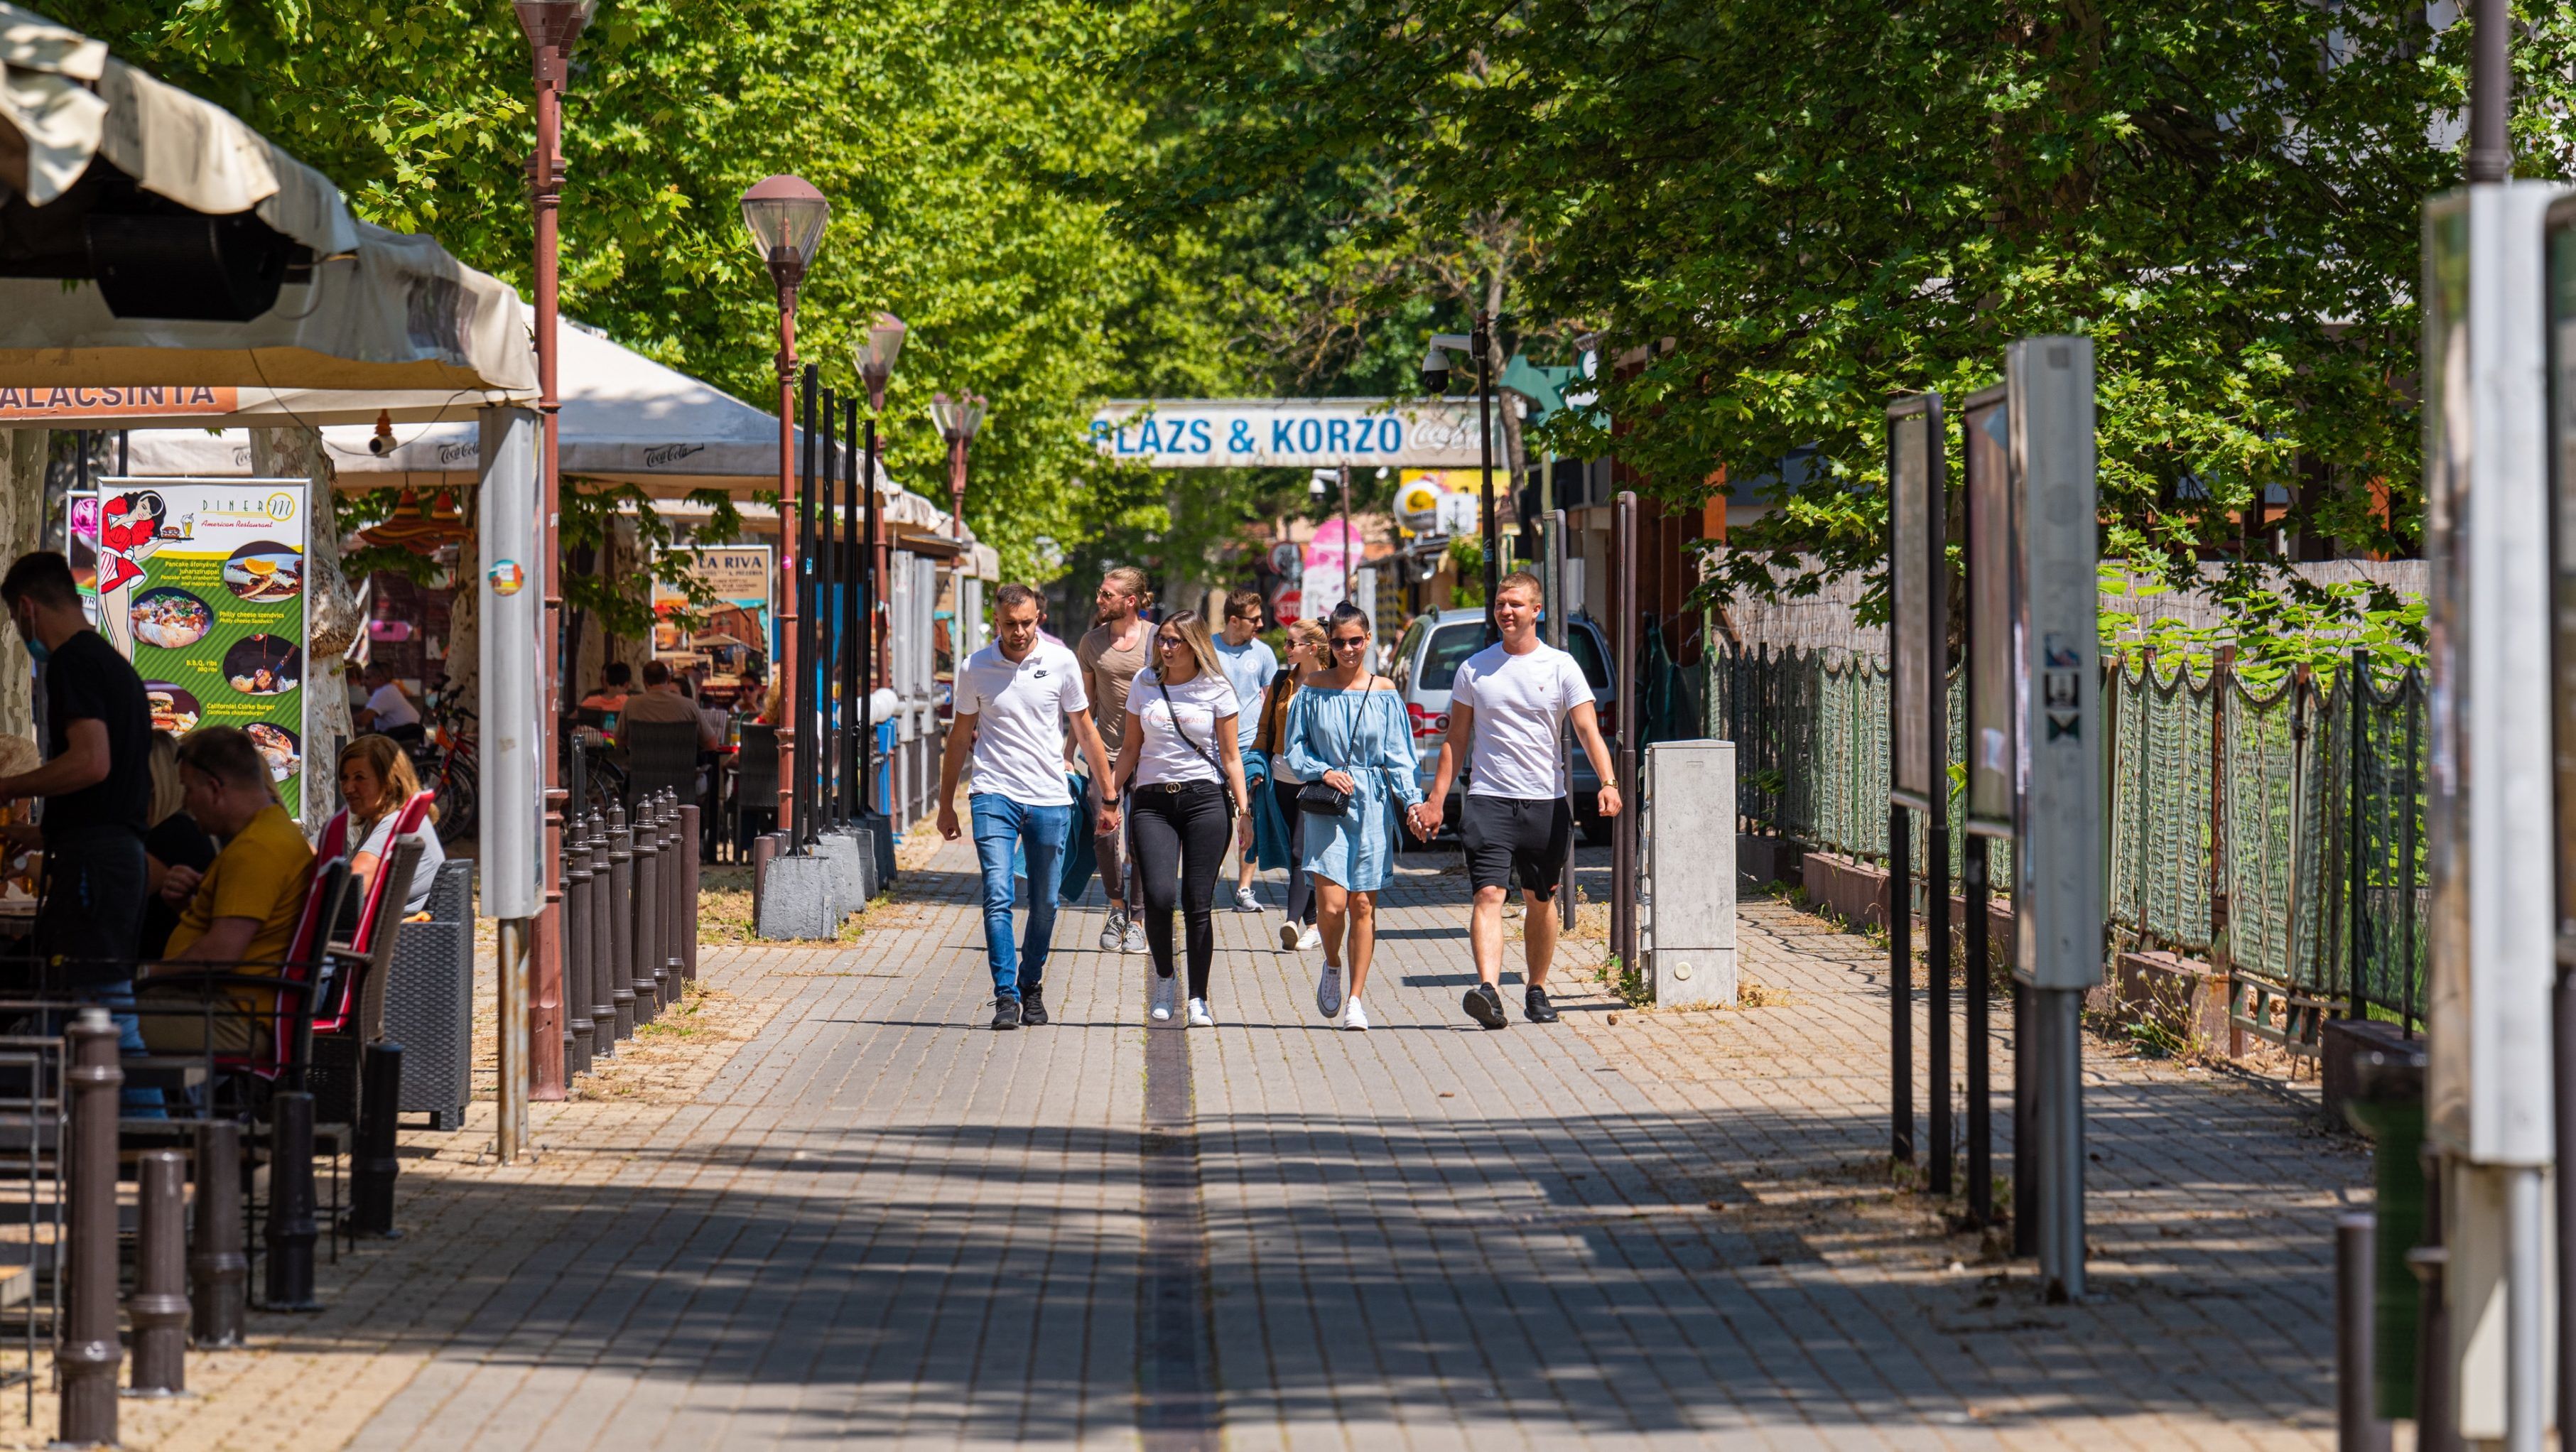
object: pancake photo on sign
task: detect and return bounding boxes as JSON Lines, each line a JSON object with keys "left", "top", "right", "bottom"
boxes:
{"left": 223, "top": 634, "right": 301, "bottom": 696}
{"left": 221, "top": 539, "right": 304, "bottom": 601}
{"left": 129, "top": 586, "right": 215, "bottom": 649}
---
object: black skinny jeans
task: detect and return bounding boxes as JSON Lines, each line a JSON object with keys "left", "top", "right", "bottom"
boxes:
{"left": 1131, "top": 780, "right": 1231, "bottom": 998}
{"left": 1270, "top": 776, "right": 1316, "bottom": 926}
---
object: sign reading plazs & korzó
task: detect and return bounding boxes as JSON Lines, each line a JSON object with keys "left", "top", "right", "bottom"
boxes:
{"left": 1090, "top": 399, "right": 1486, "bottom": 468}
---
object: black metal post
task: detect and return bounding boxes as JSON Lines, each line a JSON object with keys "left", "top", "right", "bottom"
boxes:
{"left": 191, "top": 1119, "right": 247, "bottom": 1348}
{"left": 609, "top": 806, "right": 637, "bottom": 1039}
{"left": 60, "top": 1009, "right": 121, "bottom": 1444}
{"left": 1476, "top": 310, "right": 1499, "bottom": 640}
{"left": 1929, "top": 815, "right": 1952, "bottom": 1196}
{"left": 798, "top": 362, "right": 819, "bottom": 848}
{"left": 130, "top": 1149, "right": 188, "bottom": 1395}
{"left": 2469, "top": 0, "right": 2511, "bottom": 184}
{"left": 263, "top": 1090, "right": 322, "bottom": 1311}
{"left": 565, "top": 818, "right": 593, "bottom": 1075}
{"left": 585, "top": 818, "right": 616, "bottom": 1054}
{"left": 843, "top": 395, "right": 862, "bottom": 829}
{"left": 632, "top": 798, "right": 661, "bottom": 1026}
{"left": 680, "top": 803, "right": 703, "bottom": 982}
{"left": 1965, "top": 835, "right": 1992, "bottom": 1225}
{"left": 2339, "top": 1212, "right": 2390, "bottom": 1452}
{"left": 1890, "top": 806, "right": 1914, "bottom": 1164}
{"left": 659, "top": 792, "right": 684, "bottom": 1007}
{"left": 350, "top": 1041, "right": 404, "bottom": 1238}
{"left": 818, "top": 387, "right": 839, "bottom": 832}
{"left": 1612, "top": 492, "right": 1639, "bottom": 974}
{"left": 2014, "top": 980, "right": 2036, "bottom": 1255}
{"left": 860, "top": 414, "right": 880, "bottom": 818}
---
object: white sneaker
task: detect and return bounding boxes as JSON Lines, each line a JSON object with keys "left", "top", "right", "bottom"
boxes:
{"left": 1186, "top": 997, "right": 1215, "bottom": 1028}
{"left": 1100, "top": 909, "right": 1128, "bottom": 953}
{"left": 1279, "top": 921, "right": 1301, "bottom": 951}
{"left": 1315, "top": 963, "right": 1344, "bottom": 1019}
{"left": 1122, "top": 921, "right": 1147, "bottom": 955}
{"left": 1234, "top": 884, "right": 1262, "bottom": 913}
{"left": 1341, "top": 997, "right": 1370, "bottom": 1031}
{"left": 1150, "top": 974, "right": 1174, "bottom": 1022}
{"left": 1294, "top": 923, "right": 1322, "bottom": 951}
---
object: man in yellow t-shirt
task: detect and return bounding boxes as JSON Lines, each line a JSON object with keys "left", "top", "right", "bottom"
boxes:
{"left": 141, "top": 727, "right": 313, "bottom": 1053}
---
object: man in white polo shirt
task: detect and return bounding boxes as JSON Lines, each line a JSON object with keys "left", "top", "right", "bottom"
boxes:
{"left": 1409, "top": 571, "right": 1620, "bottom": 1029}
{"left": 938, "top": 584, "right": 1118, "bottom": 1030}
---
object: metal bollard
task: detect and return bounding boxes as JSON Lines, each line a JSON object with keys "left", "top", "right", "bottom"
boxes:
{"left": 59, "top": 1009, "right": 121, "bottom": 1445}
{"left": 2338, "top": 1212, "right": 2388, "bottom": 1452}
{"left": 129, "top": 1149, "right": 188, "bottom": 1396}
{"left": 191, "top": 1120, "right": 247, "bottom": 1348}
{"left": 752, "top": 829, "right": 777, "bottom": 916}
{"left": 659, "top": 793, "right": 685, "bottom": 1007}
{"left": 608, "top": 806, "right": 637, "bottom": 1041}
{"left": 678, "top": 803, "right": 703, "bottom": 982}
{"left": 350, "top": 1042, "right": 404, "bottom": 1239}
{"left": 586, "top": 820, "right": 616, "bottom": 1056}
{"left": 632, "top": 797, "right": 662, "bottom": 1026}
{"left": 564, "top": 815, "right": 595, "bottom": 1076}
{"left": 263, "top": 1090, "right": 322, "bottom": 1311}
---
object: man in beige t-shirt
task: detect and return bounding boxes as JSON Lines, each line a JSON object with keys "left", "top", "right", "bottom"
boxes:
{"left": 1075, "top": 567, "right": 1152, "bottom": 953}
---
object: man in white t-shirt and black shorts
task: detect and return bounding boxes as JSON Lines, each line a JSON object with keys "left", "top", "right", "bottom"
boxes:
{"left": 938, "top": 584, "right": 1117, "bottom": 1030}
{"left": 1409, "top": 571, "right": 1620, "bottom": 1029}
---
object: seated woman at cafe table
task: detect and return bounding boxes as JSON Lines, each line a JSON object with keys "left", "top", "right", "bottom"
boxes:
{"left": 337, "top": 734, "right": 442, "bottom": 917}
{"left": 137, "top": 726, "right": 313, "bottom": 1055}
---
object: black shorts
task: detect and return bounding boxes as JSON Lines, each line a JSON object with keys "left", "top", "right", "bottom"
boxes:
{"left": 1461, "top": 794, "right": 1572, "bottom": 899}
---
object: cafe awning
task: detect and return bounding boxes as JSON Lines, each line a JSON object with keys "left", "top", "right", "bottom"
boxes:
{"left": 0, "top": 3, "right": 535, "bottom": 397}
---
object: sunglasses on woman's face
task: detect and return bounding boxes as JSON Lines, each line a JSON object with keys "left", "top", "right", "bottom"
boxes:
{"left": 1331, "top": 636, "right": 1367, "bottom": 650}
{"left": 1156, "top": 636, "right": 1184, "bottom": 651}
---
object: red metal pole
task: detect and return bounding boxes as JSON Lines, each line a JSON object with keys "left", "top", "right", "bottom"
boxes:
{"left": 950, "top": 434, "right": 968, "bottom": 541}
{"left": 775, "top": 283, "right": 801, "bottom": 832}
{"left": 528, "top": 33, "right": 567, "bottom": 1100}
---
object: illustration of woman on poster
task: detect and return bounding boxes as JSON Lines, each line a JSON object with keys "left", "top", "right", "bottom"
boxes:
{"left": 93, "top": 489, "right": 180, "bottom": 654}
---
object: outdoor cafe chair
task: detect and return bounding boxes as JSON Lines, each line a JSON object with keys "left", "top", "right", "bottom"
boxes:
{"left": 623, "top": 720, "right": 700, "bottom": 814}
{"left": 730, "top": 722, "right": 779, "bottom": 859}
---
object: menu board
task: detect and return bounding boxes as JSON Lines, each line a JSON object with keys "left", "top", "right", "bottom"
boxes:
{"left": 96, "top": 478, "right": 310, "bottom": 816}
{"left": 651, "top": 546, "right": 774, "bottom": 707}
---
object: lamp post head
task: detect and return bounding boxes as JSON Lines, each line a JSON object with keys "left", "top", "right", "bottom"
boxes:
{"left": 855, "top": 313, "right": 907, "bottom": 412}
{"left": 931, "top": 391, "right": 990, "bottom": 444}
{"left": 739, "top": 175, "right": 830, "bottom": 292}
{"left": 513, "top": 0, "right": 597, "bottom": 50}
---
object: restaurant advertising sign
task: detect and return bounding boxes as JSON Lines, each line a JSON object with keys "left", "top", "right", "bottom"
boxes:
{"left": 97, "top": 477, "right": 311, "bottom": 815}
{"left": 652, "top": 546, "right": 775, "bottom": 704}
{"left": 0, "top": 386, "right": 237, "bottom": 421}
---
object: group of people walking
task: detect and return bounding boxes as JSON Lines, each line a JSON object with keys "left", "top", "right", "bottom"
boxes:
{"left": 935, "top": 567, "right": 1620, "bottom": 1032}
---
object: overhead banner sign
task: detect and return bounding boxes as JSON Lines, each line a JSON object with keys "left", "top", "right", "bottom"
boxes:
{"left": 1091, "top": 398, "right": 1488, "bottom": 468}
{"left": 96, "top": 476, "right": 312, "bottom": 816}
{"left": 0, "top": 385, "right": 237, "bottom": 420}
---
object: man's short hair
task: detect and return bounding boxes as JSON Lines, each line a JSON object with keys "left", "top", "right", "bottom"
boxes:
{"left": 994, "top": 583, "right": 1043, "bottom": 614}
{"left": 1225, "top": 589, "right": 1264, "bottom": 622}
{"left": 641, "top": 659, "right": 673, "bottom": 688}
{"left": 603, "top": 662, "right": 633, "bottom": 687}
{"left": 176, "top": 725, "right": 271, "bottom": 792}
{"left": 1497, "top": 570, "right": 1544, "bottom": 604}
{"left": 1101, "top": 565, "right": 1152, "bottom": 606}
{"left": 0, "top": 551, "right": 77, "bottom": 609}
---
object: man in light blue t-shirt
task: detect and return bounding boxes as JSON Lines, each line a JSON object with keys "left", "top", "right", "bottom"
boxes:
{"left": 1213, "top": 590, "right": 1278, "bottom": 912}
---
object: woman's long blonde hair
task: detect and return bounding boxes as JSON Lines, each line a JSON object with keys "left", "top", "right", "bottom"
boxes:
{"left": 1152, "top": 609, "right": 1225, "bottom": 685}
{"left": 338, "top": 734, "right": 435, "bottom": 835}
{"left": 146, "top": 730, "right": 185, "bottom": 828}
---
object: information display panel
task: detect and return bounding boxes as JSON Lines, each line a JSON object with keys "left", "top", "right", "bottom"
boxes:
{"left": 1887, "top": 394, "right": 1943, "bottom": 810}
{"left": 1962, "top": 387, "right": 2013, "bottom": 835}
{"left": 2548, "top": 199, "right": 2576, "bottom": 958}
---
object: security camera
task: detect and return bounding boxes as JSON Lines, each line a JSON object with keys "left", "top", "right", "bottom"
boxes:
{"left": 1419, "top": 346, "right": 1450, "bottom": 396}
{"left": 367, "top": 433, "right": 394, "bottom": 457}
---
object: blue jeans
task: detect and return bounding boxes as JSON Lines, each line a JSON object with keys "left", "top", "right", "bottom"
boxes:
{"left": 971, "top": 794, "right": 1077, "bottom": 998}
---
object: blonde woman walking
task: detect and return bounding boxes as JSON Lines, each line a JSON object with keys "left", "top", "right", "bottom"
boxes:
{"left": 1110, "top": 609, "right": 1252, "bottom": 1026}
{"left": 1284, "top": 603, "right": 1422, "bottom": 1030}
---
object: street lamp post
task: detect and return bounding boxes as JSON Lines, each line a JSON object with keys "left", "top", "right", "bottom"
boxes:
{"left": 853, "top": 316, "right": 905, "bottom": 820}
{"left": 931, "top": 391, "right": 988, "bottom": 541}
{"left": 1421, "top": 323, "right": 1497, "bottom": 636}
{"left": 511, "top": 0, "right": 595, "bottom": 1112}
{"left": 740, "top": 175, "right": 831, "bottom": 845}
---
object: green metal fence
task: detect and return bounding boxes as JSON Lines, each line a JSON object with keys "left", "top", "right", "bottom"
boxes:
{"left": 1710, "top": 643, "right": 2427, "bottom": 1039}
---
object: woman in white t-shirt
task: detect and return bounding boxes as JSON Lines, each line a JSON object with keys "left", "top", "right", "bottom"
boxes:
{"left": 1110, "top": 609, "right": 1252, "bottom": 1027}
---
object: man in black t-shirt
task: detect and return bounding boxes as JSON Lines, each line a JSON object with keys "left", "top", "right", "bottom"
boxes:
{"left": 0, "top": 552, "right": 153, "bottom": 977}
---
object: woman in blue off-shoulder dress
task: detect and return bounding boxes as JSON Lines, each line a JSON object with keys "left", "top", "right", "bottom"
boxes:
{"left": 1283, "top": 602, "right": 1424, "bottom": 1031}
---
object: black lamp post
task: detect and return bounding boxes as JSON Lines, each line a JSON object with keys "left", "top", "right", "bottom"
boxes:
{"left": 1422, "top": 321, "right": 1497, "bottom": 637}
{"left": 851, "top": 314, "right": 904, "bottom": 820}
{"left": 740, "top": 175, "right": 830, "bottom": 844}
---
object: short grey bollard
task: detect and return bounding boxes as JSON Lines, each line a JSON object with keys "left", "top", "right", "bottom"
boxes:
{"left": 129, "top": 1149, "right": 188, "bottom": 1396}
{"left": 2338, "top": 1213, "right": 2390, "bottom": 1452}
{"left": 60, "top": 1009, "right": 121, "bottom": 1446}
{"left": 349, "top": 1042, "right": 404, "bottom": 1239}
{"left": 190, "top": 1120, "right": 247, "bottom": 1348}
{"left": 564, "top": 816, "right": 593, "bottom": 1076}
{"left": 632, "top": 796, "right": 662, "bottom": 1026}
{"left": 608, "top": 806, "right": 637, "bottom": 1041}
{"left": 585, "top": 819, "right": 616, "bottom": 1056}
{"left": 659, "top": 793, "right": 686, "bottom": 1007}
{"left": 678, "top": 803, "right": 703, "bottom": 982}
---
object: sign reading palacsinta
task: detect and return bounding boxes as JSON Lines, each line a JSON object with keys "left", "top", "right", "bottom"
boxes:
{"left": 1091, "top": 399, "right": 1488, "bottom": 468}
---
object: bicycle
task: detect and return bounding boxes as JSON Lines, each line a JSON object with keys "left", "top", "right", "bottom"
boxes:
{"left": 411, "top": 691, "right": 479, "bottom": 847}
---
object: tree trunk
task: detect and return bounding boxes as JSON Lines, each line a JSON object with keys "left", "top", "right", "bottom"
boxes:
{"left": 0, "top": 430, "right": 48, "bottom": 742}
{"left": 252, "top": 427, "right": 353, "bottom": 835}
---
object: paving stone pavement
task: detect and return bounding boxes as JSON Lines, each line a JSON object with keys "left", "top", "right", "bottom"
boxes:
{"left": 2, "top": 833, "right": 2364, "bottom": 1450}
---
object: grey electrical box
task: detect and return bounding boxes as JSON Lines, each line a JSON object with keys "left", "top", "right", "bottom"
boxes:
{"left": 1643, "top": 739, "right": 1736, "bottom": 1008}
